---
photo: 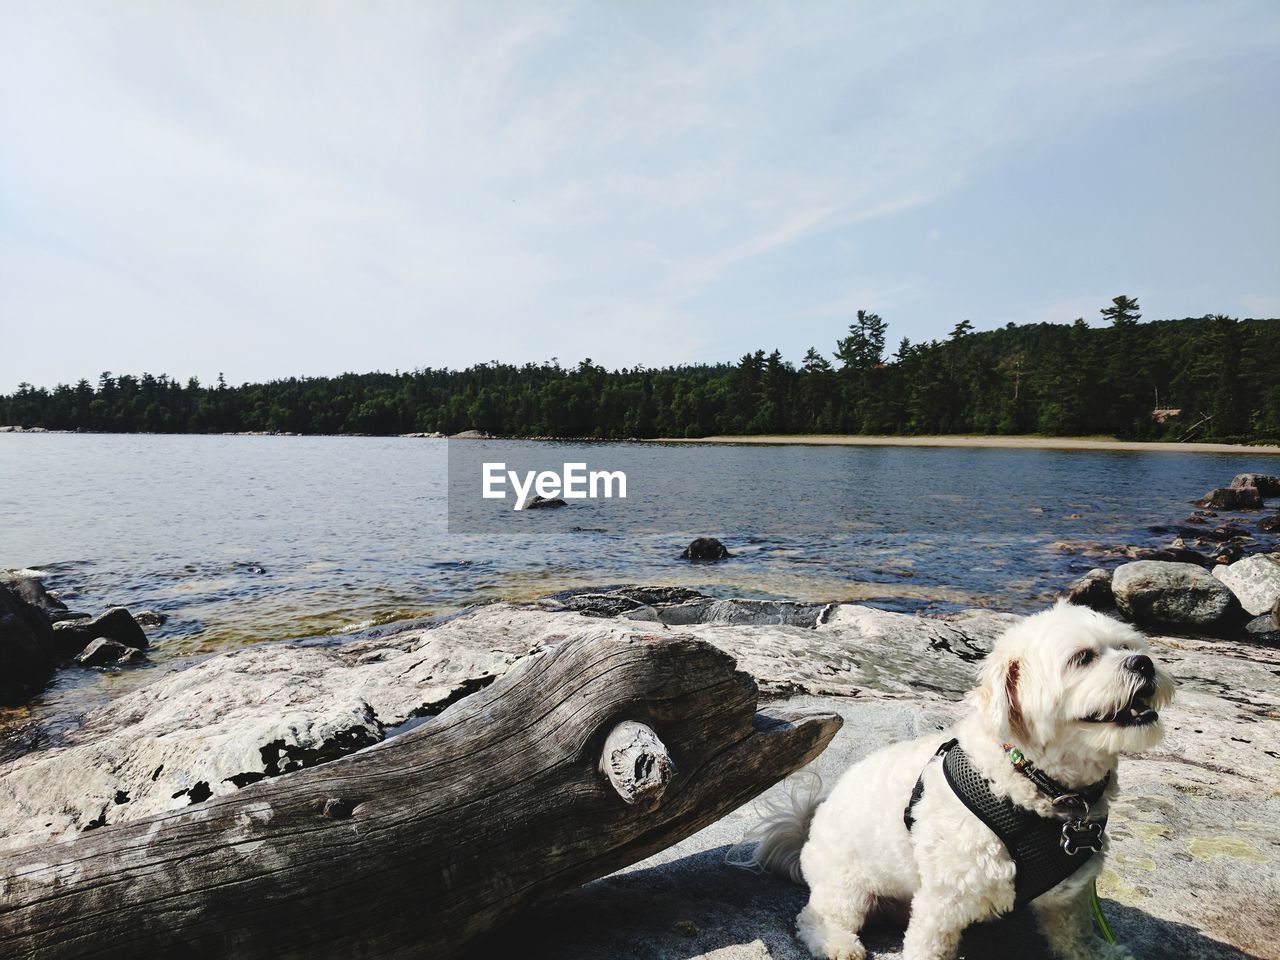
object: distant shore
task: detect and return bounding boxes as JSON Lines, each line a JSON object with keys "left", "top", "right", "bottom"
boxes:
{"left": 651, "top": 434, "right": 1280, "bottom": 455}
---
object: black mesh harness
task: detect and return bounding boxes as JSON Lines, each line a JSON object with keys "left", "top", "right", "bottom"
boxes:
{"left": 903, "top": 739, "right": 1110, "bottom": 909}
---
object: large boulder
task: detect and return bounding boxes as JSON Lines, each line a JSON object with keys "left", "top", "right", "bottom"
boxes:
{"left": 51, "top": 607, "right": 148, "bottom": 659}
{"left": 1196, "top": 487, "right": 1263, "bottom": 510}
{"left": 1231, "top": 473, "right": 1280, "bottom": 497}
{"left": 1061, "top": 568, "right": 1115, "bottom": 610}
{"left": 1212, "top": 554, "right": 1280, "bottom": 617}
{"left": 3, "top": 577, "right": 64, "bottom": 617}
{"left": 1112, "top": 560, "right": 1238, "bottom": 630}
{"left": 0, "top": 583, "right": 56, "bottom": 705}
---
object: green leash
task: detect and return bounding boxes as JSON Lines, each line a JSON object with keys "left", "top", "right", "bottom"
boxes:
{"left": 1090, "top": 879, "right": 1116, "bottom": 944}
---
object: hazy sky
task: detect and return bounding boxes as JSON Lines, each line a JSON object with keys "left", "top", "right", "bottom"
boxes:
{"left": 2, "top": 1, "right": 1278, "bottom": 392}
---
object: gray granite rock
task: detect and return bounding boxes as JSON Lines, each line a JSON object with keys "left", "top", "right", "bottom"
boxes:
{"left": 0, "top": 591, "right": 1014, "bottom": 852}
{"left": 1112, "top": 561, "right": 1238, "bottom": 629}
{"left": 1212, "top": 553, "right": 1280, "bottom": 617}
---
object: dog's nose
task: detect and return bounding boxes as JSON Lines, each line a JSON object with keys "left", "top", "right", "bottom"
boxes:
{"left": 1123, "top": 654, "right": 1154, "bottom": 679}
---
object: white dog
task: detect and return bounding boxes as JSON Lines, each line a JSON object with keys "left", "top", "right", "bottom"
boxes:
{"left": 749, "top": 602, "right": 1174, "bottom": 960}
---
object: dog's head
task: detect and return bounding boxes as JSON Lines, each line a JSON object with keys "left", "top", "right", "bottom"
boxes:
{"left": 972, "top": 601, "right": 1175, "bottom": 759}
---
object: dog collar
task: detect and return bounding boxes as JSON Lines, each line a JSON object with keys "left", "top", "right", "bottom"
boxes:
{"left": 1002, "top": 743, "right": 1110, "bottom": 812}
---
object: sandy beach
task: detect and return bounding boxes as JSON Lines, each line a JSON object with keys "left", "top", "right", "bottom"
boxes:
{"left": 652, "top": 434, "right": 1280, "bottom": 455}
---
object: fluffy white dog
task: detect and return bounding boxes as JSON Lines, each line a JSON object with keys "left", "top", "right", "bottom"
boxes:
{"left": 749, "top": 602, "right": 1174, "bottom": 960}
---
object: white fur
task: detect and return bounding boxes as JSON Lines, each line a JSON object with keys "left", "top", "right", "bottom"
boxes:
{"left": 750, "top": 602, "right": 1175, "bottom": 960}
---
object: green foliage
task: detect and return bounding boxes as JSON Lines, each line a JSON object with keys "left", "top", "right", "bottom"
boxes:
{"left": 3, "top": 306, "right": 1278, "bottom": 442}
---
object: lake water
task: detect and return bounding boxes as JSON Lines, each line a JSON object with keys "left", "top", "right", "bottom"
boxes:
{"left": 1, "top": 434, "right": 1273, "bottom": 687}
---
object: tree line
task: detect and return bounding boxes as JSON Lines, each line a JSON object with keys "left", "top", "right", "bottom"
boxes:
{"left": 3, "top": 298, "right": 1277, "bottom": 442}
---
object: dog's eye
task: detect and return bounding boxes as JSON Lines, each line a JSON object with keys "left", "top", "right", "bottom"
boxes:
{"left": 1071, "top": 649, "right": 1096, "bottom": 668}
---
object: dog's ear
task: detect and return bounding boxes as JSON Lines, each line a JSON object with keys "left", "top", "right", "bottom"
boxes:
{"left": 979, "top": 652, "right": 1026, "bottom": 741}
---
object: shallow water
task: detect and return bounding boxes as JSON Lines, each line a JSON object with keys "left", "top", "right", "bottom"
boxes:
{"left": 0, "top": 434, "right": 1272, "bottom": 710}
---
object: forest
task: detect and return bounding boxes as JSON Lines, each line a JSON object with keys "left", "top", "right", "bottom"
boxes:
{"left": 3, "top": 298, "right": 1278, "bottom": 443}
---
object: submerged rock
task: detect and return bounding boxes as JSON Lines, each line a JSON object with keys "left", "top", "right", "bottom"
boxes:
{"left": 1061, "top": 568, "right": 1115, "bottom": 610}
{"left": 1258, "top": 514, "right": 1280, "bottom": 533}
{"left": 51, "top": 607, "right": 148, "bottom": 659}
{"left": 1112, "top": 560, "right": 1238, "bottom": 630}
{"left": 0, "top": 583, "right": 56, "bottom": 705}
{"left": 1212, "top": 553, "right": 1280, "bottom": 617}
{"left": 523, "top": 494, "right": 567, "bottom": 509}
{"left": 133, "top": 609, "right": 167, "bottom": 628}
{"left": 680, "top": 537, "right": 731, "bottom": 561}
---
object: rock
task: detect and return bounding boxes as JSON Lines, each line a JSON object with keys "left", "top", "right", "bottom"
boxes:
{"left": 1061, "top": 568, "right": 1114, "bottom": 610}
{"left": 1207, "top": 523, "right": 1253, "bottom": 543}
{"left": 1130, "top": 545, "right": 1211, "bottom": 567}
{"left": 523, "top": 495, "right": 567, "bottom": 509}
{"left": 133, "top": 610, "right": 166, "bottom": 628}
{"left": 51, "top": 607, "right": 148, "bottom": 659}
{"left": 1112, "top": 560, "right": 1238, "bottom": 629}
{"left": 680, "top": 537, "right": 731, "bottom": 561}
{"left": 1196, "top": 487, "right": 1263, "bottom": 510}
{"left": 74, "top": 637, "right": 144, "bottom": 668}
{"left": 0, "top": 589, "right": 1014, "bottom": 852}
{"left": 1259, "top": 515, "right": 1280, "bottom": 533}
{"left": 1274, "top": 595, "right": 1280, "bottom": 627}
{"left": 449, "top": 429, "right": 491, "bottom": 439}
{"left": 0, "top": 582, "right": 56, "bottom": 705}
{"left": 1243, "top": 613, "right": 1280, "bottom": 644}
{"left": 1212, "top": 544, "right": 1246, "bottom": 566}
{"left": 1230, "top": 473, "right": 1280, "bottom": 497}
{"left": 1, "top": 576, "right": 67, "bottom": 619}
{"left": 1212, "top": 553, "right": 1280, "bottom": 616}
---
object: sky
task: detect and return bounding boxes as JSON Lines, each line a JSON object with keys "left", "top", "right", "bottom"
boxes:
{"left": 1, "top": 1, "right": 1278, "bottom": 392}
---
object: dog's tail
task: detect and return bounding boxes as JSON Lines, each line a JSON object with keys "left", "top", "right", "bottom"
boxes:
{"left": 725, "top": 769, "right": 824, "bottom": 885}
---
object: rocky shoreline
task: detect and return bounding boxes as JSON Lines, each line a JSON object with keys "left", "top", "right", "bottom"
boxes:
{"left": 1, "top": 581, "right": 1278, "bottom": 958}
{"left": 2, "top": 472, "right": 1279, "bottom": 959}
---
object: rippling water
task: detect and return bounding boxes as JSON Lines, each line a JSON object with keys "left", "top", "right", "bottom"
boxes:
{"left": 1, "top": 434, "right": 1272, "bottom": 680}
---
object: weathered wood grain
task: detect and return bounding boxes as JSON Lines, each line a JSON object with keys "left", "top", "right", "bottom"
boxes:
{"left": 0, "top": 631, "right": 840, "bottom": 960}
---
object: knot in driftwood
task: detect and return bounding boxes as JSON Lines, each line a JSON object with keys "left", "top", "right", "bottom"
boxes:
{"left": 599, "top": 721, "right": 675, "bottom": 811}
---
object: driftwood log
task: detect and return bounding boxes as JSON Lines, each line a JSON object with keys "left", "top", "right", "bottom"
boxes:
{"left": 0, "top": 631, "right": 841, "bottom": 959}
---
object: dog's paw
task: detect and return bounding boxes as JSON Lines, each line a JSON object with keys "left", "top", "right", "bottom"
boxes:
{"left": 796, "top": 906, "right": 866, "bottom": 960}
{"left": 1097, "top": 944, "right": 1135, "bottom": 960}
